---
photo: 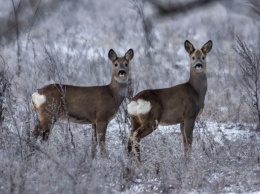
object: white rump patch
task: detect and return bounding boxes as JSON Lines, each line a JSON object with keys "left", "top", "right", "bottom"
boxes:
{"left": 127, "top": 99, "right": 152, "bottom": 115}
{"left": 32, "top": 92, "right": 46, "bottom": 108}
{"left": 127, "top": 101, "right": 138, "bottom": 115}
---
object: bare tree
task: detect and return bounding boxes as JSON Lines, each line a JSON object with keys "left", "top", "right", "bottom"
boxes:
{"left": 0, "top": 0, "right": 63, "bottom": 44}
{"left": 131, "top": 0, "right": 153, "bottom": 63}
{"left": 234, "top": 37, "right": 260, "bottom": 130}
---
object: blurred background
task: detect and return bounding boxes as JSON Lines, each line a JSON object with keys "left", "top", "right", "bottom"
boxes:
{"left": 0, "top": 0, "right": 259, "bottom": 193}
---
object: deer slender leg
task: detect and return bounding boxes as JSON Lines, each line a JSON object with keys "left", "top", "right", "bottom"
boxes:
{"left": 32, "top": 102, "right": 59, "bottom": 141}
{"left": 132, "top": 134, "right": 141, "bottom": 164}
{"left": 181, "top": 119, "right": 195, "bottom": 159}
{"left": 137, "top": 120, "right": 157, "bottom": 139}
{"left": 96, "top": 121, "right": 108, "bottom": 156}
{"left": 132, "top": 116, "right": 157, "bottom": 163}
{"left": 32, "top": 124, "right": 41, "bottom": 139}
{"left": 127, "top": 116, "right": 141, "bottom": 155}
{"left": 91, "top": 124, "right": 97, "bottom": 159}
{"left": 41, "top": 124, "right": 52, "bottom": 141}
{"left": 32, "top": 123, "right": 52, "bottom": 141}
{"left": 180, "top": 122, "right": 188, "bottom": 159}
{"left": 32, "top": 115, "right": 54, "bottom": 141}
{"left": 180, "top": 122, "right": 184, "bottom": 143}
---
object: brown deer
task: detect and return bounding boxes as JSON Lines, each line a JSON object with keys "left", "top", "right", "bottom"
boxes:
{"left": 31, "top": 49, "right": 134, "bottom": 157}
{"left": 127, "top": 40, "right": 212, "bottom": 163}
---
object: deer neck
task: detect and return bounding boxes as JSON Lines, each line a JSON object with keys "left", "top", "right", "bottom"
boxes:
{"left": 109, "top": 78, "right": 127, "bottom": 103}
{"left": 188, "top": 71, "right": 207, "bottom": 107}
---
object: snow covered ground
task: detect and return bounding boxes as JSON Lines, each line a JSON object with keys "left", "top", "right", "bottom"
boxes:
{"left": 1, "top": 118, "right": 260, "bottom": 193}
{"left": 106, "top": 120, "right": 260, "bottom": 193}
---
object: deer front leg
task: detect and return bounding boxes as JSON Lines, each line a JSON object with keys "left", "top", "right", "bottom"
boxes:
{"left": 181, "top": 119, "right": 195, "bottom": 159}
{"left": 96, "top": 121, "right": 108, "bottom": 156}
{"left": 91, "top": 124, "right": 97, "bottom": 159}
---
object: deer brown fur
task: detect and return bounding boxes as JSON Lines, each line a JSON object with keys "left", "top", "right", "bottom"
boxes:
{"left": 127, "top": 40, "right": 212, "bottom": 163}
{"left": 31, "top": 49, "right": 134, "bottom": 157}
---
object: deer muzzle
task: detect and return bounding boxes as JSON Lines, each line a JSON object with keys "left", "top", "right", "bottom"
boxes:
{"left": 118, "top": 70, "right": 126, "bottom": 77}
{"left": 195, "top": 63, "right": 203, "bottom": 70}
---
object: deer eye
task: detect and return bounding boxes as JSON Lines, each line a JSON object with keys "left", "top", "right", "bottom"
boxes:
{"left": 115, "top": 63, "right": 118, "bottom": 67}
{"left": 192, "top": 57, "right": 195, "bottom": 60}
{"left": 125, "top": 63, "right": 128, "bottom": 67}
{"left": 202, "top": 56, "right": 205, "bottom": 60}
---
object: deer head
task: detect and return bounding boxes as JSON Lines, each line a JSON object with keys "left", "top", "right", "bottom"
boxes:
{"left": 108, "top": 49, "right": 134, "bottom": 84}
{"left": 185, "top": 40, "right": 212, "bottom": 74}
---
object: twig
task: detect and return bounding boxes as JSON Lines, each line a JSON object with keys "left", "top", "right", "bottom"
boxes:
{"left": 11, "top": 0, "right": 22, "bottom": 76}
{"left": 26, "top": 0, "right": 43, "bottom": 49}
{"left": 7, "top": 130, "right": 77, "bottom": 185}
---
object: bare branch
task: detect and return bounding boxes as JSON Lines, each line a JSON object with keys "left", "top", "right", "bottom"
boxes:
{"left": 7, "top": 130, "right": 77, "bottom": 184}
{"left": 234, "top": 36, "right": 260, "bottom": 130}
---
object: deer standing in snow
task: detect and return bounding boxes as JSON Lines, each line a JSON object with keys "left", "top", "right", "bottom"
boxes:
{"left": 31, "top": 49, "right": 134, "bottom": 157}
{"left": 127, "top": 40, "right": 212, "bottom": 162}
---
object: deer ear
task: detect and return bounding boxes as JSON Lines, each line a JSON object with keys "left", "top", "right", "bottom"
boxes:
{"left": 108, "top": 49, "right": 117, "bottom": 61}
{"left": 184, "top": 40, "right": 195, "bottom": 54}
{"left": 125, "top": 49, "right": 134, "bottom": 61}
{"left": 201, "top": 40, "right": 213, "bottom": 54}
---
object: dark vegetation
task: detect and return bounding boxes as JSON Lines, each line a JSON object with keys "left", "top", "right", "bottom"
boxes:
{"left": 234, "top": 37, "right": 260, "bottom": 130}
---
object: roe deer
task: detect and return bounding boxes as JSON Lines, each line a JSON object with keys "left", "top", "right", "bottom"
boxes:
{"left": 127, "top": 40, "right": 212, "bottom": 163}
{"left": 31, "top": 49, "right": 134, "bottom": 157}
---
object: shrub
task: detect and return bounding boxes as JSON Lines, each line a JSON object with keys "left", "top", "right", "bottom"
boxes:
{"left": 234, "top": 37, "right": 260, "bottom": 130}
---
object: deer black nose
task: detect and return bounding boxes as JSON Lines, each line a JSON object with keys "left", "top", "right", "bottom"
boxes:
{"left": 195, "top": 63, "right": 203, "bottom": 70}
{"left": 118, "top": 70, "right": 126, "bottom": 77}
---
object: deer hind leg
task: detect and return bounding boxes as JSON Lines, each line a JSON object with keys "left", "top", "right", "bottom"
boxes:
{"left": 32, "top": 106, "right": 57, "bottom": 141}
{"left": 132, "top": 114, "right": 158, "bottom": 164}
{"left": 32, "top": 117, "right": 55, "bottom": 141}
{"left": 127, "top": 116, "right": 141, "bottom": 155}
{"left": 181, "top": 119, "right": 195, "bottom": 159}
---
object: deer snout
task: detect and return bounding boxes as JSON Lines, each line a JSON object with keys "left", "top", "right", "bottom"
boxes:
{"left": 195, "top": 63, "right": 203, "bottom": 70}
{"left": 118, "top": 70, "right": 126, "bottom": 77}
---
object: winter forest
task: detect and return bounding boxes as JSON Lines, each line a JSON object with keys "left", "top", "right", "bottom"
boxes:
{"left": 0, "top": 0, "right": 260, "bottom": 193}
